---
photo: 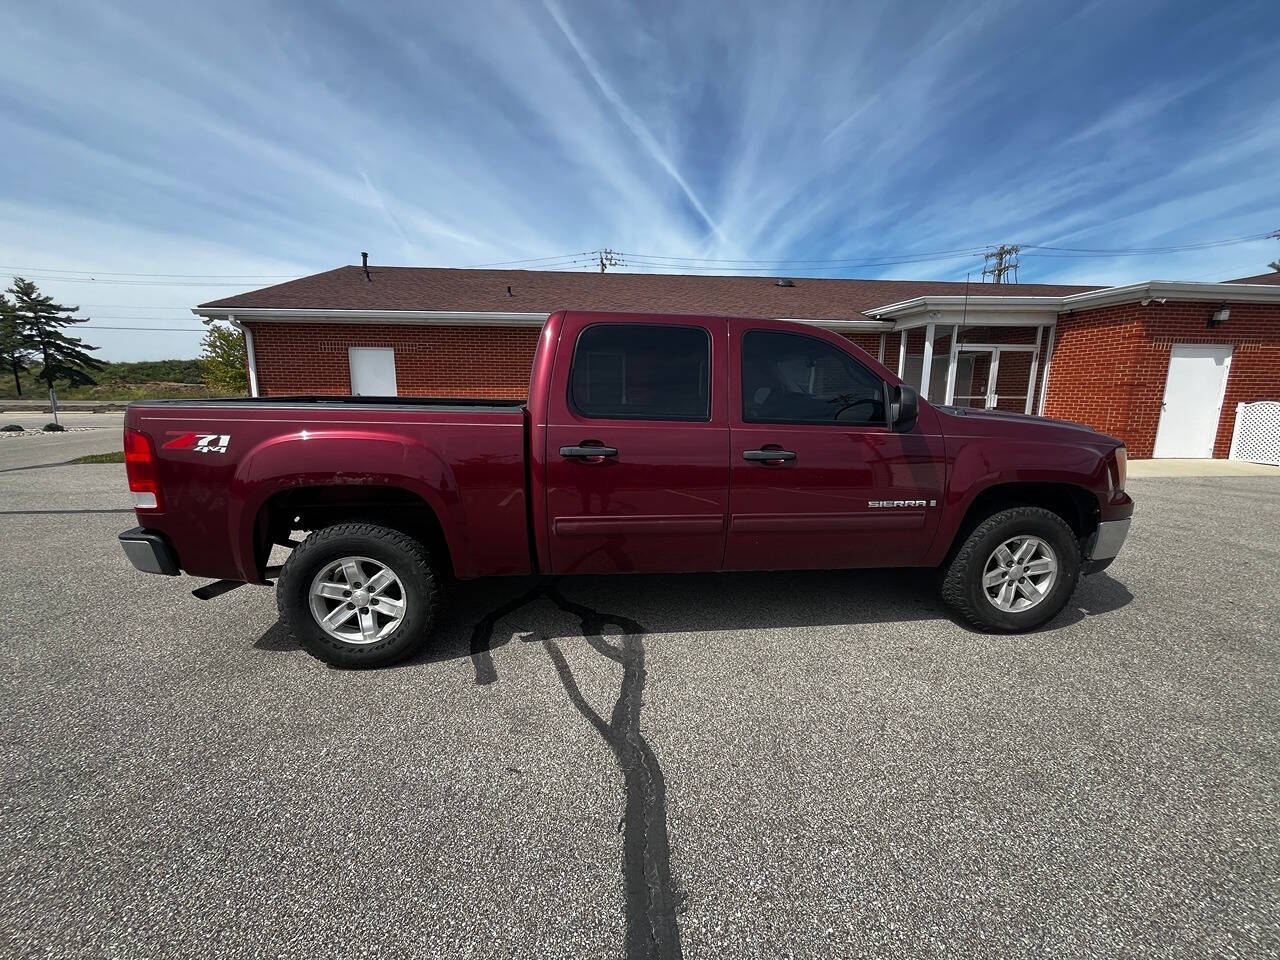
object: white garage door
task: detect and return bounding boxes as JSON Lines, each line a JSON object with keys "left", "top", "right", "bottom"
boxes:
{"left": 348, "top": 347, "right": 398, "bottom": 397}
{"left": 1152, "top": 344, "right": 1232, "bottom": 459}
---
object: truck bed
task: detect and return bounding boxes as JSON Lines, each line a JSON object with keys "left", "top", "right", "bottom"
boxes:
{"left": 130, "top": 395, "right": 527, "bottom": 411}
{"left": 126, "top": 397, "right": 532, "bottom": 583}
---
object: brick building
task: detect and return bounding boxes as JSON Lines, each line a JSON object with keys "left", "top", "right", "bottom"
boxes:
{"left": 196, "top": 266, "right": 1280, "bottom": 459}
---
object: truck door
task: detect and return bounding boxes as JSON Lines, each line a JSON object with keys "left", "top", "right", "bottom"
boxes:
{"left": 543, "top": 314, "right": 730, "bottom": 574}
{"left": 724, "top": 323, "right": 945, "bottom": 571}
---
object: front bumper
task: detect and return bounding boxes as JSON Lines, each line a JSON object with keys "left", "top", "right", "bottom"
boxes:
{"left": 119, "top": 527, "right": 181, "bottom": 576}
{"left": 1083, "top": 516, "right": 1131, "bottom": 575}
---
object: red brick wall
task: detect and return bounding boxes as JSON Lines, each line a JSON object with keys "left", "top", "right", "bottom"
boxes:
{"left": 1044, "top": 301, "right": 1280, "bottom": 458}
{"left": 840, "top": 331, "right": 885, "bottom": 362}
{"left": 247, "top": 322, "right": 540, "bottom": 399}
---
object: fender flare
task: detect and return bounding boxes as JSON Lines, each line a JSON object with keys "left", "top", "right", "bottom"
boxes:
{"left": 227, "top": 429, "right": 463, "bottom": 582}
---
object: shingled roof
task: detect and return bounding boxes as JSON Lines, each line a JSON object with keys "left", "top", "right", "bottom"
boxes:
{"left": 199, "top": 266, "right": 1100, "bottom": 321}
{"left": 1228, "top": 271, "right": 1280, "bottom": 286}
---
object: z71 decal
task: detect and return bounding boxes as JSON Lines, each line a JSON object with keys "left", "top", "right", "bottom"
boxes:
{"left": 163, "top": 432, "right": 230, "bottom": 455}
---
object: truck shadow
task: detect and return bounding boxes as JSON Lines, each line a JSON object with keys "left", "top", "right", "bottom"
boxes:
{"left": 254, "top": 567, "right": 1132, "bottom": 667}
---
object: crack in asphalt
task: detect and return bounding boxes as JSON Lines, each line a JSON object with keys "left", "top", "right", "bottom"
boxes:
{"left": 469, "top": 580, "right": 684, "bottom": 959}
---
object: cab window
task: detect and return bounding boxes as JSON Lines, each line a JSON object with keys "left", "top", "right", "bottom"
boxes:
{"left": 569, "top": 324, "right": 710, "bottom": 421}
{"left": 742, "top": 330, "right": 885, "bottom": 425}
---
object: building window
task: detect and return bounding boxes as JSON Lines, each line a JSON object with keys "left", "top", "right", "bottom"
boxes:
{"left": 902, "top": 353, "right": 974, "bottom": 402}
{"left": 348, "top": 347, "right": 398, "bottom": 397}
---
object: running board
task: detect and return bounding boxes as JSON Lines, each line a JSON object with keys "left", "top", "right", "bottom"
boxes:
{"left": 191, "top": 565, "right": 283, "bottom": 600}
{"left": 191, "top": 579, "right": 244, "bottom": 600}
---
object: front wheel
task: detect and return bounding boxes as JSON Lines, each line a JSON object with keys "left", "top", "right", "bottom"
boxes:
{"left": 940, "top": 506, "right": 1081, "bottom": 632}
{"left": 277, "top": 522, "right": 441, "bottom": 668}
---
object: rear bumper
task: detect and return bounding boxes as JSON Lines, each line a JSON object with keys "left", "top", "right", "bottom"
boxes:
{"left": 1082, "top": 516, "right": 1131, "bottom": 575}
{"left": 119, "top": 527, "right": 181, "bottom": 576}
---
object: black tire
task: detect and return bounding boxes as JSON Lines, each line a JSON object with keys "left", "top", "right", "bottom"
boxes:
{"left": 276, "top": 522, "right": 441, "bottom": 668}
{"left": 940, "top": 506, "right": 1081, "bottom": 632}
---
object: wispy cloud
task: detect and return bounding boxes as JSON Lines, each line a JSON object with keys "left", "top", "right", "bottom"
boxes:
{"left": 0, "top": 0, "right": 1277, "bottom": 359}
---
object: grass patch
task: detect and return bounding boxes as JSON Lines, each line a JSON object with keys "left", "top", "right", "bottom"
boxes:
{"left": 71, "top": 450, "right": 125, "bottom": 464}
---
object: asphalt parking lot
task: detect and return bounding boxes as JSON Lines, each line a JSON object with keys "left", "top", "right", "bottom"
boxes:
{"left": 1, "top": 451, "right": 1277, "bottom": 959}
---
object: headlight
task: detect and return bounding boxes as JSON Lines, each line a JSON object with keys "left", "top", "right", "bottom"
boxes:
{"left": 1112, "top": 447, "right": 1127, "bottom": 491}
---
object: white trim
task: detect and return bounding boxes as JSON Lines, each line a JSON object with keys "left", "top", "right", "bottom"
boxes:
{"left": 195, "top": 306, "right": 894, "bottom": 333}
{"left": 1061, "top": 281, "right": 1280, "bottom": 310}
{"left": 943, "top": 324, "right": 960, "bottom": 404}
{"left": 229, "top": 315, "right": 259, "bottom": 397}
{"left": 867, "top": 295, "right": 1064, "bottom": 322}
{"left": 866, "top": 280, "right": 1280, "bottom": 323}
{"left": 920, "top": 323, "right": 936, "bottom": 401}
{"left": 897, "top": 330, "right": 907, "bottom": 378}
{"left": 196, "top": 308, "right": 550, "bottom": 326}
{"left": 775, "top": 317, "right": 894, "bottom": 332}
{"left": 956, "top": 342, "right": 1038, "bottom": 352}
{"left": 877, "top": 332, "right": 886, "bottom": 363}
{"left": 1037, "top": 325, "right": 1056, "bottom": 416}
{"left": 1026, "top": 326, "right": 1043, "bottom": 415}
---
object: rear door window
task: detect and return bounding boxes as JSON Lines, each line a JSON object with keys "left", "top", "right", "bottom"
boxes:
{"left": 569, "top": 324, "right": 710, "bottom": 421}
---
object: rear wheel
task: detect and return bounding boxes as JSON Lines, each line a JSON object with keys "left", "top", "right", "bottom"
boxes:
{"left": 940, "top": 506, "right": 1080, "bottom": 632}
{"left": 277, "top": 522, "right": 440, "bottom": 667}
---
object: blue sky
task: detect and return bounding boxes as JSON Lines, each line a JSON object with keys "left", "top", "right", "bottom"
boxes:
{"left": 1, "top": 0, "right": 1277, "bottom": 361}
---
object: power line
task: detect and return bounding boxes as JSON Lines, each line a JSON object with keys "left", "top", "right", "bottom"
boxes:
{"left": 455, "top": 252, "right": 592, "bottom": 268}
{"left": 76, "top": 324, "right": 205, "bottom": 332}
{"left": 610, "top": 253, "right": 986, "bottom": 273}
{"left": 73, "top": 320, "right": 207, "bottom": 327}
{"left": 67, "top": 303, "right": 195, "bottom": 310}
{"left": 7, "top": 275, "right": 271, "bottom": 287}
{"left": 1020, "top": 230, "right": 1278, "bottom": 255}
{"left": 620, "top": 246, "right": 988, "bottom": 265}
{"left": 0, "top": 265, "right": 300, "bottom": 279}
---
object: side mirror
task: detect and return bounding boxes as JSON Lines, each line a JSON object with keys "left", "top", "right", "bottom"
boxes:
{"left": 891, "top": 383, "right": 918, "bottom": 430}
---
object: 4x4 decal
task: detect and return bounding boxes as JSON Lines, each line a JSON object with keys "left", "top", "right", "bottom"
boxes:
{"left": 163, "top": 431, "right": 230, "bottom": 454}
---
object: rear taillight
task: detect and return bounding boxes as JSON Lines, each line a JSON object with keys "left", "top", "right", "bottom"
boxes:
{"left": 124, "top": 427, "right": 161, "bottom": 510}
{"left": 1113, "top": 447, "right": 1127, "bottom": 491}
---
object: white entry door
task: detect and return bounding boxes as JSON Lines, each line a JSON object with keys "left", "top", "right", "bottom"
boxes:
{"left": 1152, "top": 344, "right": 1232, "bottom": 458}
{"left": 348, "top": 347, "right": 398, "bottom": 396}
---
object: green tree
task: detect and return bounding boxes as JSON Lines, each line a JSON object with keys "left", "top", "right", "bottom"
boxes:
{"left": 199, "top": 319, "right": 249, "bottom": 394}
{"left": 0, "top": 293, "right": 36, "bottom": 396}
{"left": 7, "top": 278, "right": 103, "bottom": 419}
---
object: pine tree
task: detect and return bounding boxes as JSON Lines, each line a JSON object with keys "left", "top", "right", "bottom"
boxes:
{"left": 199, "top": 319, "right": 249, "bottom": 394}
{"left": 6, "top": 277, "right": 103, "bottom": 419}
{"left": 0, "top": 293, "right": 35, "bottom": 396}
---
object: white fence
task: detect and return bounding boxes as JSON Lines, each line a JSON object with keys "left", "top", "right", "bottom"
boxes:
{"left": 1229, "top": 401, "right": 1280, "bottom": 466}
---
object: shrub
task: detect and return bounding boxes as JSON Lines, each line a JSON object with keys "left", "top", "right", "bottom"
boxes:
{"left": 1, "top": 423, "right": 23, "bottom": 432}
{"left": 42, "top": 422, "right": 66, "bottom": 432}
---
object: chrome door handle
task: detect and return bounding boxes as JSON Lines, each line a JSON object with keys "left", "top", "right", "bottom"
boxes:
{"left": 560, "top": 444, "right": 618, "bottom": 460}
{"left": 742, "top": 448, "right": 797, "bottom": 463}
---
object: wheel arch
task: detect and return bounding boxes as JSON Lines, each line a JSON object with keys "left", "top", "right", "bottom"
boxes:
{"left": 939, "top": 481, "right": 1100, "bottom": 567}
{"left": 251, "top": 484, "right": 452, "bottom": 583}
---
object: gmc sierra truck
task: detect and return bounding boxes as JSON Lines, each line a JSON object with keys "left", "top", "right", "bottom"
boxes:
{"left": 119, "top": 310, "right": 1133, "bottom": 667}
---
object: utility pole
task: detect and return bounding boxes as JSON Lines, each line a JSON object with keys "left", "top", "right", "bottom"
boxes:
{"left": 982, "top": 244, "right": 1021, "bottom": 284}
{"left": 597, "top": 249, "right": 621, "bottom": 273}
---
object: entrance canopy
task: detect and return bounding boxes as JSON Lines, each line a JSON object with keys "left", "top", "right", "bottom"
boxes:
{"left": 866, "top": 294, "right": 1061, "bottom": 414}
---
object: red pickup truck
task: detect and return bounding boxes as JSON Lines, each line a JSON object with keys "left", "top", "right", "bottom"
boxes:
{"left": 120, "top": 311, "right": 1132, "bottom": 666}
